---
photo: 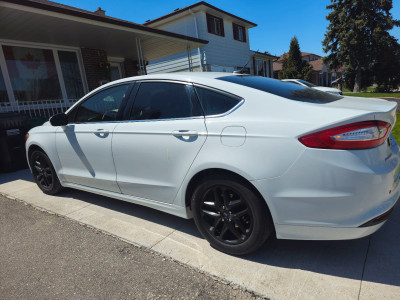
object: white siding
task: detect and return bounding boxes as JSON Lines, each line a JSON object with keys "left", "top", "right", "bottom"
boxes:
{"left": 196, "top": 11, "right": 251, "bottom": 69}
{"left": 147, "top": 53, "right": 201, "bottom": 74}
{"left": 147, "top": 10, "right": 252, "bottom": 72}
{"left": 154, "top": 14, "right": 198, "bottom": 37}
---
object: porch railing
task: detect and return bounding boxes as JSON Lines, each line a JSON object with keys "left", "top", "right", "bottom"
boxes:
{"left": 0, "top": 99, "right": 78, "bottom": 119}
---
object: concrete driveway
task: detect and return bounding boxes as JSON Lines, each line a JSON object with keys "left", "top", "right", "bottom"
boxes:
{"left": 1, "top": 169, "right": 399, "bottom": 300}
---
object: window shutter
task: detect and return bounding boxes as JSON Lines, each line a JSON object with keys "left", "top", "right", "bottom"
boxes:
{"left": 232, "top": 23, "right": 238, "bottom": 40}
{"left": 219, "top": 17, "right": 225, "bottom": 37}
{"left": 242, "top": 26, "right": 247, "bottom": 42}
{"left": 206, "top": 13, "right": 212, "bottom": 33}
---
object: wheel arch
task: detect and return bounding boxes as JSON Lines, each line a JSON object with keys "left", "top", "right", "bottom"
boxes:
{"left": 185, "top": 168, "right": 276, "bottom": 236}
{"left": 27, "top": 144, "right": 47, "bottom": 171}
{"left": 184, "top": 168, "right": 275, "bottom": 230}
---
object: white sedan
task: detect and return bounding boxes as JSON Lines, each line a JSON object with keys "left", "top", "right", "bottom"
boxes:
{"left": 26, "top": 73, "right": 399, "bottom": 255}
{"left": 282, "top": 79, "right": 343, "bottom": 95}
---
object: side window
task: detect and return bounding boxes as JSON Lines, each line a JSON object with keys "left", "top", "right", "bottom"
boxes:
{"left": 130, "top": 82, "right": 203, "bottom": 120}
{"left": 194, "top": 87, "right": 241, "bottom": 116}
{"left": 74, "top": 84, "right": 130, "bottom": 123}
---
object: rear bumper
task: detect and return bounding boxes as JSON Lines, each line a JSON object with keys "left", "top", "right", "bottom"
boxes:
{"left": 275, "top": 222, "right": 386, "bottom": 240}
{"left": 359, "top": 196, "right": 398, "bottom": 227}
{"left": 252, "top": 140, "right": 400, "bottom": 240}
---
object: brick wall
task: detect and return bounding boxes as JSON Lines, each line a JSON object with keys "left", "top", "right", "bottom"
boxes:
{"left": 80, "top": 48, "right": 108, "bottom": 91}
{"left": 123, "top": 59, "right": 139, "bottom": 77}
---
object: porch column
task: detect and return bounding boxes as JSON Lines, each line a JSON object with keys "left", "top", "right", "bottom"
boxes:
{"left": 136, "top": 38, "right": 146, "bottom": 75}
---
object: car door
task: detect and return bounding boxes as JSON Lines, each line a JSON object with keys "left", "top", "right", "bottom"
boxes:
{"left": 56, "top": 83, "right": 132, "bottom": 192}
{"left": 112, "top": 81, "right": 207, "bottom": 203}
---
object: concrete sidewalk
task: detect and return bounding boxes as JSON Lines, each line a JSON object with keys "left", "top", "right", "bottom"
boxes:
{"left": 1, "top": 170, "right": 399, "bottom": 299}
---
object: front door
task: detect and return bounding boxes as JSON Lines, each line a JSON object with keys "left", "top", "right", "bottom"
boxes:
{"left": 56, "top": 83, "right": 131, "bottom": 192}
{"left": 113, "top": 81, "right": 207, "bottom": 203}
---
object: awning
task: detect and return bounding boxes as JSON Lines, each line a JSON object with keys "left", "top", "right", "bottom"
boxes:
{"left": 0, "top": 0, "right": 208, "bottom": 61}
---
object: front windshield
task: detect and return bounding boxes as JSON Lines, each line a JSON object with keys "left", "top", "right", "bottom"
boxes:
{"left": 297, "top": 80, "right": 317, "bottom": 88}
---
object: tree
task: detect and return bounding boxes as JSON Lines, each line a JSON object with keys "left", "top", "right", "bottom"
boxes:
{"left": 279, "top": 37, "right": 313, "bottom": 81}
{"left": 322, "top": 0, "right": 400, "bottom": 92}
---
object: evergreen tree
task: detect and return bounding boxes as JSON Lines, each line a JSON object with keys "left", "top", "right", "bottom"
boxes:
{"left": 279, "top": 37, "right": 313, "bottom": 81}
{"left": 322, "top": 0, "right": 400, "bottom": 92}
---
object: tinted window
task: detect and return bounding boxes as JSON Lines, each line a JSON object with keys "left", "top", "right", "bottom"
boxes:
{"left": 194, "top": 87, "right": 241, "bottom": 116}
{"left": 218, "top": 76, "right": 343, "bottom": 103}
{"left": 75, "top": 84, "right": 129, "bottom": 123}
{"left": 130, "top": 82, "right": 202, "bottom": 120}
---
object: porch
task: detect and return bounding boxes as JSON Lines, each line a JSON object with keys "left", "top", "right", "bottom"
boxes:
{"left": 0, "top": 0, "right": 207, "bottom": 117}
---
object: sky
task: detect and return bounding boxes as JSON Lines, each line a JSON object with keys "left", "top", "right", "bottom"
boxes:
{"left": 57, "top": 0, "right": 400, "bottom": 57}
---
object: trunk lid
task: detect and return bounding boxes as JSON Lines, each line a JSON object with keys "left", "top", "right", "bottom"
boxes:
{"left": 326, "top": 96, "right": 397, "bottom": 126}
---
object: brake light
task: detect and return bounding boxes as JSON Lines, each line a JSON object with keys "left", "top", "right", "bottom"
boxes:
{"left": 299, "top": 121, "right": 391, "bottom": 150}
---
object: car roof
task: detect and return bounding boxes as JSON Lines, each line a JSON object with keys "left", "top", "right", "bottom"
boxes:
{"left": 103, "top": 72, "right": 242, "bottom": 87}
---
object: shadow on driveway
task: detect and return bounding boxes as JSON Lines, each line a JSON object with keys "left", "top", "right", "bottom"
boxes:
{"left": 2, "top": 169, "right": 399, "bottom": 288}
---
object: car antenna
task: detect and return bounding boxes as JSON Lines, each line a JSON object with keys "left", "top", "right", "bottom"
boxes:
{"left": 234, "top": 49, "right": 259, "bottom": 74}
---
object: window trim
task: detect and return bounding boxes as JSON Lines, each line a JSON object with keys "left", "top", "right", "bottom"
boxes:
{"left": 206, "top": 13, "right": 225, "bottom": 37}
{"left": 68, "top": 82, "right": 134, "bottom": 124}
{"left": 126, "top": 80, "right": 205, "bottom": 122}
{"left": 232, "top": 23, "right": 246, "bottom": 43}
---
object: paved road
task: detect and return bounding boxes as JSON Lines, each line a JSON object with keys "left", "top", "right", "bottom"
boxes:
{"left": 0, "top": 196, "right": 261, "bottom": 300}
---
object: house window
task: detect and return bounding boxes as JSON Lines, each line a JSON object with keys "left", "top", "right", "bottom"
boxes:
{"left": 206, "top": 13, "right": 224, "bottom": 37}
{"left": 2, "top": 45, "right": 62, "bottom": 102}
{"left": 0, "top": 43, "right": 86, "bottom": 103}
{"left": 255, "top": 59, "right": 268, "bottom": 77}
{"left": 233, "top": 23, "right": 246, "bottom": 42}
{"left": 58, "top": 50, "right": 84, "bottom": 100}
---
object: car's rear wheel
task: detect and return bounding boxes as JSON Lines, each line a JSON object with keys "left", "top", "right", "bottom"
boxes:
{"left": 191, "top": 177, "right": 272, "bottom": 255}
{"left": 30, "top": 150, "right": 63, "bottom": 195}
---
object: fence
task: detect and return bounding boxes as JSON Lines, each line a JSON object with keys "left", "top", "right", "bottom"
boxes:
{"left": 0, "top": 99, "right": 78, "bottom": 119}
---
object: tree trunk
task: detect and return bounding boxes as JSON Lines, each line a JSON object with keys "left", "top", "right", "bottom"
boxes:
{"left": 353, "top": 70, "right": 362, "bottom": 93}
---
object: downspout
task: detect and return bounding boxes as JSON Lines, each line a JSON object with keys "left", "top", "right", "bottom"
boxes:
{"left": 189, "top": 8, "right": 203, "bottom": 72}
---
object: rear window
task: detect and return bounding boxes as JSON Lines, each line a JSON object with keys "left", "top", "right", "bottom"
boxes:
{"left": 217, "top": 76, "right": 343, "bottom": 103}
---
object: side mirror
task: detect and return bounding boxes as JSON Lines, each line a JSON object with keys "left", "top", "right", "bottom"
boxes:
{"left": 50, "top": 113, "right": 68, "bottom": 126}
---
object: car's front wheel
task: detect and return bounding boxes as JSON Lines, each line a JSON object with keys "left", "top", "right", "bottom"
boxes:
{"left": 30, "top": 150, "right": 63, "bottom": 195}
{"left": 191, "top": 177, "right": 272, "bottom": 255}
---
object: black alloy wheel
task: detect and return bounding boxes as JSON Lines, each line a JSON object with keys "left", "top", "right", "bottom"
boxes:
{"left": 192, "top": 177, "right": 272, "bottom": 255}
{"left": 30, "top": 150, "right": 63, "bottom": 195}
{"left": 199, "top": 185, "right": 252, "bottom": 245}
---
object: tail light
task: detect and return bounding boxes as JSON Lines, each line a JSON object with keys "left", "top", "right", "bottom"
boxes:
{"left": 299, "top": 121, "right": 391, "bottom": 150}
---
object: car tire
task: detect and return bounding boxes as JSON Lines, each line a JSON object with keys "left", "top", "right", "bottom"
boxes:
{"left": 191, "top": 176, "right": 272, "bottom": 255}
{"left": 30, "top": 150, "right": 63, "bottom": 195}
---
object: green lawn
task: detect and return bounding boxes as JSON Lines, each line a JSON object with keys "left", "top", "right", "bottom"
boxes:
{"left": 392, "top": 113, "right": 400, "bottom": 143}
{"left": 343, "top": 92, "right": 400, "bottom": 98}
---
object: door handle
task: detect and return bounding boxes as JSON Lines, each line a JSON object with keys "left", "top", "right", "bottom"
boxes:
{"left": 172, "top": 130, "right": 198, "bottom": 137}
{"left": 93, "top": 129, "right": 109, "bottom": 136}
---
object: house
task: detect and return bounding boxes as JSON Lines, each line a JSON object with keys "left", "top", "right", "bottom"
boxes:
{"left": 144, "top": 1, "right": 275, "bottom": 77}
{"left": 273, "top": 52, "right": 342, "bottom": 87}
{"left": 0, "top": 0, "right": 207, "bottom": 116}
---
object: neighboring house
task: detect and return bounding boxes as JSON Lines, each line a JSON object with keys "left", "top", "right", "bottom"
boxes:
{"left": 144, "top": 1, "right": 275, "bottom": 77}
{"left": 273, "top": 52, "right": 342, "bottom": 87}
{"left": 0, "top": 0, "right": 207, "bottom": 116}
{"left": 251, "top": 51, "right": 277, "bottom": 77}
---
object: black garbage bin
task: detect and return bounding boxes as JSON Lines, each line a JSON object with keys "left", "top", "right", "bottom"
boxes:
{"left": 0, "top": 112, "right": 29, "bottom": 173}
